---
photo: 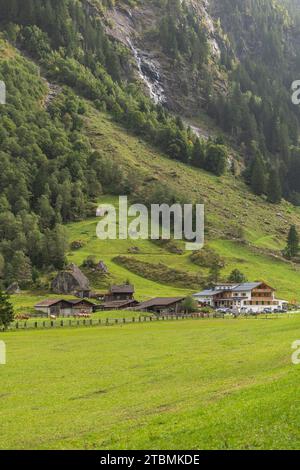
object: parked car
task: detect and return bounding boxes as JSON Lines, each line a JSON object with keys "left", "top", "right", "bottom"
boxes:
{"left": 263, "top": 308, "right": 273, "bottom": 313}
{"left": 216, "top": 308, "right": 230, "bottom": 314}
{"left": 274, "top": 308, "right": 287, "bottom": 313}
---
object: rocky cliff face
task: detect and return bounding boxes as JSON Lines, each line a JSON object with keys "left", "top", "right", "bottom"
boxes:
{"left": 103, "top": 0, "right": 225, "bottom": 116}
{"left": 100, "top": 0, "right": 298, "bottom": 119}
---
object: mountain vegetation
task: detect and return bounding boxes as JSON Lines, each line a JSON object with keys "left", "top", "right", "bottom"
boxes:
{"left": 0, "top": 0, "right": 299, "bottom": 292}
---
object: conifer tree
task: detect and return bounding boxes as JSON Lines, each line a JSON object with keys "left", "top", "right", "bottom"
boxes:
{"left": 250, "top": 155, "right": 266, "bottom": 196}
{"left": 0, "top": 291, "right": 14, "bottom": 330}
{"left": 285, "top": 225, "right": 299, "bottom": 259}
{"left": 191, "top": 138, "right": 205, "bottom": 168}
{"left": 228, "top": 269, "right": 247, "bottom": 283}
{"left": 267, "top": 169, "right": 282, "bottom": 204}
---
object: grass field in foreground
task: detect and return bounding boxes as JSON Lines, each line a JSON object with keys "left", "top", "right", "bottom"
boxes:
{"left": 1, "top": 318, "right": 300, "bottom": 450}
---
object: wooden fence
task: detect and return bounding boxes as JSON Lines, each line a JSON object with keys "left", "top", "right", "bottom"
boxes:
{"left": 3, "top": 312, "right": 299, "bottom": 332}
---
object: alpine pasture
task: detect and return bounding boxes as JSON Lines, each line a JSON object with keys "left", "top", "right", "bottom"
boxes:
{"left": 1, "top": 316, "right": 300, "bottom": 450}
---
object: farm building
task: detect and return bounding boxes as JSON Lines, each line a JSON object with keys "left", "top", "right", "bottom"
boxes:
{"left": 35, "top": 299, "right": 94, "bottom": 317}
{"left": 135, "top": 297, "right": 185, "bottom": 315}
{"left": 104, "top": 284, "right": 135, "bottom": 302}
{"left": 96, "top": 299, "right": 139, "bottom": 311}
{"left": 193, "top": 282, "right": 288, "bottom": 313}
{"left": 51, "top": 263, "right": 91, "bottom": 298}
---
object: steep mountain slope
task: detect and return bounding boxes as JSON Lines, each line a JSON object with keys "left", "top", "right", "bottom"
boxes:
{"left": 1, "top": 0, "right": 300, "bottom": 303}
{"left": 104, "top": 0, "right": 300, "bottom": 198}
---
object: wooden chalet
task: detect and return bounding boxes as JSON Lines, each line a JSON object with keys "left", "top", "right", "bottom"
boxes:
{"left": 104, "top": 284, "right": 135, "bottom": 302}
{"left": 35, "top": 298, "right": 95, "bottom": 317}
{"left": 95, "top": 299, "right": 139, "bottom": 311}
{"left": 135, "top": 297, "right": 185, "bottom": 315}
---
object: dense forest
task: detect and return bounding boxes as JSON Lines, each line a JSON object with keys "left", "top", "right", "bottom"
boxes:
{"left": 150, "top": 0, "right": 300, "bottom": 203}
{"left": 207, "top": 0, "right": 300, "bottom": 203}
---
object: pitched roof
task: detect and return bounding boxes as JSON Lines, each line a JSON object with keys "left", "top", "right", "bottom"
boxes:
{"left": 35, "top": 299, "right": 65, "bottom": 308}
{"left": 232, "top": 282, "right": 263, "bottom": 292}
{"left": 136, "top": 297, "right": 184, "bottom": 309}
{"left": 101, "top": 299, "right": 138, "bottom": 309}
{"left": 68, "top": 299, "right": 95, "bottom": 306}
{"left": 195, "top": 282, "right": 275, "bottom": 296}
{"left": 193, "top": 289, "right": 216, "bottom": 297}
{"left": 109, "top": 284, "right": 135, "bottom": 294}
{"left": 35, "top": 298, "right": 94, "bottom": 308}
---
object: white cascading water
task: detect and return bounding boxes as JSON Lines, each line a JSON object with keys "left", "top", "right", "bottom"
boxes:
{"left": 127, "top": 38, "right": 166, "bottom": 105}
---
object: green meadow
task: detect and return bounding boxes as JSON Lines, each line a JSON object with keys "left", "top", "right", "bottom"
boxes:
{"left": 1, "top": 317, "right": 300, "bottom": 450}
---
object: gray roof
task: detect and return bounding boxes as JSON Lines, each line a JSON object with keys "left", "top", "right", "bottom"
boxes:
{"left": 136, "top": 297, "right": 185, "bottom": 309}
{"left": 110, "top": 284, "right": 134, "bottom": 294}
{"left": 101, "top": 299, "right": 138, "bottom": 309}
{"left": 68, "top": 299, "right": 95, "bottom": 306}
{"left": 35, "top": 298, "right": 94, "bottom": 308}
{"left": 35, "top": 299, "right": 64, "bottom": 308}
{"left": 232, "top": 282, "right": 262, "bottom": 292}
{"left": 193, "top": 290, "right": 215, "bottom": 297}
{"left": 194, "top": 282, "right": 269, "bottom": 296}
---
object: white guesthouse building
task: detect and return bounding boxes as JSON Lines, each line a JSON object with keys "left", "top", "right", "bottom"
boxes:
{"left": 193, "top": 282, "right": 288, "bottom": 313}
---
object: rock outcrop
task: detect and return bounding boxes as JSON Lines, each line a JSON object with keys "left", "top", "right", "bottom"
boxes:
{"left": 51, "top": 264, "right": 90, "bottom": 295}
{"left": 6, "top": 282, "right": 21, "bottom": 295}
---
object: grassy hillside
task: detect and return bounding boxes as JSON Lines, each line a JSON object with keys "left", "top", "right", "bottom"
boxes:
{"left": 1, "top": 317, "right": 300, "bottom": 449}
{"left": 9, "top": 103, "right": 300, "bottom": 312}
{"left": 65, "top": 105, "right": 300, "bottom": 302}
{"left": 85, "top": 106, "right": 300, "bottom": 244}
{"left": 64, "top": 209, "right": 300, "bottom": 303}
{"left": 2, "top": 39, "right": 300, "bottom": 312}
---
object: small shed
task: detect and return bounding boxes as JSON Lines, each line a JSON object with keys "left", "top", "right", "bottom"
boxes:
{"left": 34, "top": 299, "right": 73, "bottom": 317}
{"left": 96, "top": 299, "right": 139, "bottom": 312}
{"left": 135, "top": 298, "right": 185, "bottom": 315}
{"left": 68, "top": 299, "right": 94, "bottom": 314}
{"left": 35, "top": 298, "right": 95, "bottom": 317}
{"left": 104, "top": 284, "right": 135, "bottom": 302}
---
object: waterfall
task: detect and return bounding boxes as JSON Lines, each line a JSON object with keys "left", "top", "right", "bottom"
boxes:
{"left": 127, "top": 38, "right": 166, "bottom": 105}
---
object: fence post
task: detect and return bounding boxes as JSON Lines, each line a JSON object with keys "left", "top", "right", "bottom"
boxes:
{"left": 51, "top": 321, "right": 54, "bottom": 328}
{"left": 16, "top": 322, "right": 19, "bottom": 330}
{"left": 61, "top": 320, "right": 64, "bottom": 327}
{"left": 123, "top": 318, "right": 126, "bottom": 324}
{"left": 106, "top": 318, "right": 109, "bottom": 326}
{"left": 132, "top": 317, "right": 135, "bottom": 323}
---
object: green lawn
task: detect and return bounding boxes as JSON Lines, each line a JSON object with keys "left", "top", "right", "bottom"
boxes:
{"left": 1, "top": 317, "right": 300, "bottom": 449}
